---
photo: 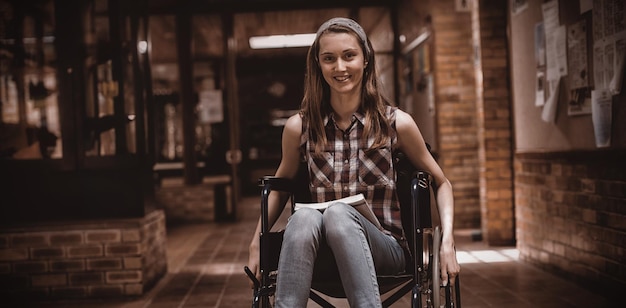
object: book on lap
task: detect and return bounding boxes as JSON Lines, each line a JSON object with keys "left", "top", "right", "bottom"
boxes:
{"left": 294, "top": 193, "right": 382, "bottom": 230}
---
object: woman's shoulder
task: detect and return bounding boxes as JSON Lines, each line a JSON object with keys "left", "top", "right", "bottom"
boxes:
{"left": 284, "top": 112, "right": 302, "bottom": 129}
{"left": 282, "top": 113, "right": 304, "bottom": 142}
{"left": 392, "top": 108, "right": 412, "bottom": 126}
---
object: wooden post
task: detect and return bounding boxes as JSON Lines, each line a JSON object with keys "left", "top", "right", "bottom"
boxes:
{"left": 176, "top": 11, "right": 200, "bottom": 185}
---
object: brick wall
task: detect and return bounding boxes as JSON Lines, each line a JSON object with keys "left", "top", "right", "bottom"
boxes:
{"left": 0, "top": 210, "right": 167, "bottom": 301}
{"left": 473, "top": 0, "right": 514, "bottom": 245}
{"left": 515, "top": 151, "right": 626, "bottom": 297}
{"left": 155, "top": 175, "right": 231, "bottom": 223}
{"left": 431, "top": 0, "right": 481, "bottom": 229}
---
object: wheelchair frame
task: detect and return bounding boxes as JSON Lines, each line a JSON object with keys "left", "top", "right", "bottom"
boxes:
{"left": 245, "top": 153, "right": 461, "bottom": 308}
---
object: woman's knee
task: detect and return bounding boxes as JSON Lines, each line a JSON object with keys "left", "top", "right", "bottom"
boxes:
{"left": 324, "top": 203, "right": 359, "bottom": 237}
{"left": 324, "top": 202, "right": 355, "bottom": 221}
{"left": 285, "top": 208, "right": 323, "bottom": 241}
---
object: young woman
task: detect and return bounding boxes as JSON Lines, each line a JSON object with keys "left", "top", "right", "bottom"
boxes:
{"left": 247, "top": 17, "right": 460, "bottom": 307}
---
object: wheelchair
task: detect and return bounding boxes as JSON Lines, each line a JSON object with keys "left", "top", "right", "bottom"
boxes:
{"left": 245, "top": 150, "right": 461, "bottom": 307}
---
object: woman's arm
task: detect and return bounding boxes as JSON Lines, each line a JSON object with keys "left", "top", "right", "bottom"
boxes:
{"left": 395, "top": 109, "right": 460, "bottom": 285}
{"left": 247, "top": 113, "right": 303, "bottom": 285}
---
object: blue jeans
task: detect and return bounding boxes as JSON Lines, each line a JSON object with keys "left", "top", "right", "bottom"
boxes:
{"left": 274, "top": 202, "right": 406, "bottom": 308}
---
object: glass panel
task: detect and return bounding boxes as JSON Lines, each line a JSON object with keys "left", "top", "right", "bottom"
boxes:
{"left": 193, "top": 14, "right": 226, "bottom": 175}
{"left": 84, "top": 0, "right": 117, "bottom": 156}
{"left": 149, "top": 15, "right": 182, "bottom": 163}
{"left": 0, "top": 0, "right": 61, "bottom": 159}
{"left": 96, "top": 61, "right": 117, "bottom": 156}
{"left": 123, "top": 15, "right": 136, "bottom": 154}
{"left": 150, "top": 14, "right": 226, "bottom": 175}
{"left": 192, "top": 15, "right": 223, "bottom": 58}
{"left": 83, "top": 0, "right": 141, "bottom": 157}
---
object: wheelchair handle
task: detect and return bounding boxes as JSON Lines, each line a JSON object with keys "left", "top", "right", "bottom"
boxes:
{"left": 244, "top": 266, "right": 260, "bottom": 289}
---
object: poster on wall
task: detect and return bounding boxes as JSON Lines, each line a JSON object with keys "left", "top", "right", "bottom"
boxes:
{"left": 197, "top": 89, "right": 224, "bottom": 124}
{"left": 567, "top": 88, "right": 592, "bottom": 116}
{"left": 567, "top": 15, "right": 591, "bottom": 90}
{"left": 567, "top": 14, "right": 592, "bottom": 116}
{"left": 592, "top": 0, "right": 626, "bottom": 95}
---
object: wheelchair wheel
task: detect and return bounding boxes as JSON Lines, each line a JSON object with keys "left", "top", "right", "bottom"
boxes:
{"left": 419, "top": 226, "right": 439, "bottom": 308}
{"left": 432, "top": 226, "right": 441, "bottom": 308}
{"left": 430, "top": 226, "right": 461, "bottom": 308}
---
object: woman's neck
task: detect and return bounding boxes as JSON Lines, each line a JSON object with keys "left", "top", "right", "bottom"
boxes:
{"left": 330, "top": 92, "right": 360, "bottom": 123}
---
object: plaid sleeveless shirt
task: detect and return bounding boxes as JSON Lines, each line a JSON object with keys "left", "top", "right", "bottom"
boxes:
{"left": 300, "top": 106, "right": 404, "bottom": 240}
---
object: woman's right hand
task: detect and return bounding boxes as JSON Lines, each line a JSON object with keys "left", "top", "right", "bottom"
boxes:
{"left": 247, "top": 241, "right": 261, "bottom": 288}
{"left": 245, "top": 113, "right": 301, "bottom": 289}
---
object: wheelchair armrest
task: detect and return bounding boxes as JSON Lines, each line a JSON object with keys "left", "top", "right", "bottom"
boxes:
{"left": 258, "top": 176, "right": 296, "bottom": 193}
{"left": 258, "top": 176, "right": 298, "bottom": 236}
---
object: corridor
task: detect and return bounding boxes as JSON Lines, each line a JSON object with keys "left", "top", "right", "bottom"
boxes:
{"left": 33, "top": 197, "right": 618, "bottom": 308}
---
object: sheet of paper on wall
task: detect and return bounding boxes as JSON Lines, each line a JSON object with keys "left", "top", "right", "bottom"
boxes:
{"left": 591, "top": 89, "right": 612, "bottom": 148}
{"left": 593, "top": 44, "right": 607, "bottom": 89}
{"left": 542, "top": 0, "right": 559, "bottom": 81}
{"left": 554, "top": 26, "right": 568, "bottom": 77}
{"left": 608, "top": 42, "right": 625, "bottom": 95}
{"left": 542, "top": 1, "right": 567, "bottom": 81}
{"left": 510, "top": 0, "right": 529, "bottom": 16}
{"left": 535, "top": 22, "right": 546, "bottom": 68}
{"left": 541, "top": 77, "right": 560, "bottom": 123}
{"left": 535, "top": 71, "right": 545, "bottom": 107}
{"left": 541, "top": 0, "right": 559, "bottom": 32}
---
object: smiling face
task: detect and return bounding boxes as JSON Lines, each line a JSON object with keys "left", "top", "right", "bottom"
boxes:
{"left": 317, "top": 32, "right": 366, "bottom": 98}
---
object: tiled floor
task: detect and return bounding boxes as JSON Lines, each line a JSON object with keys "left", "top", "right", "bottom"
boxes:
{"left": 34, "top": 197, "right": 618, "bottom": 308}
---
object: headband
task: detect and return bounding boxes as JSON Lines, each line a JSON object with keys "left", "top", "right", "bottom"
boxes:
{"left": 315, "top": 17, "right": 371, "bottom": 57}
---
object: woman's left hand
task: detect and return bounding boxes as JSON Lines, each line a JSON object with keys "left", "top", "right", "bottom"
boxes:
{"left": 439, "top": 237, "right": 460, "bottom": 286}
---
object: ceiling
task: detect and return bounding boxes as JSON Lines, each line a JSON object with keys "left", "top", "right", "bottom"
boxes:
{"left": 1, "top": 0, "right": 395, "bottom": 63}
{"left": 148, "top": 6, "right": 394, "bottom": 63}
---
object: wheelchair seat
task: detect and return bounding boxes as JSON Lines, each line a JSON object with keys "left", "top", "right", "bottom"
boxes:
{"left": 245, "top": 149, "right": 461, "bottom": 308}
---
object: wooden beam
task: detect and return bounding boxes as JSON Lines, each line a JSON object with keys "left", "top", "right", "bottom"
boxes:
{"left": 147, "top": 0, "right": 398, "bottom": 14}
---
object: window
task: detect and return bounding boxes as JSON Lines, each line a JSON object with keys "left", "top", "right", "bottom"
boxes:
{"left": 0, "top": 1, "right": 61, "bottom": 159}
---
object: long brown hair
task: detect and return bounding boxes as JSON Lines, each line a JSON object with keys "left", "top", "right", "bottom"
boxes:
{"left": 300, "top": 22, "right": 393, "bottom": 155}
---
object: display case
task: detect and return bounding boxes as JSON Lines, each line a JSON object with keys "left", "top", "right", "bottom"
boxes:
{"left": 0, "top": 0, "right": 154, "bottom": 222}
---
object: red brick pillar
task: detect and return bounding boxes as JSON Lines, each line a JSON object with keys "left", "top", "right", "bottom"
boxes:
{"left": 431, "top": 1, "right": 481, "bottom": 229}
{"left": 473, "top": 0, "right": 515, "bottom": 245}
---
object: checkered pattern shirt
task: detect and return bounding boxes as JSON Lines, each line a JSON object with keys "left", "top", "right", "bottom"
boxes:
{"left": 301, "top": 106, "right": 404, "bottom": 239}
